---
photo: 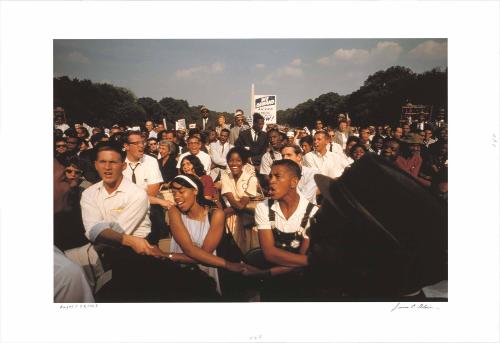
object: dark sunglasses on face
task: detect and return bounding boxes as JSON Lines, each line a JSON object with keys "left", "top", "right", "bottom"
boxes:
{"left": 56, "top": 144, "right": 66, "bottom": 148}
{"left": 65, "top": 169, "right": 83, "bottom": 175}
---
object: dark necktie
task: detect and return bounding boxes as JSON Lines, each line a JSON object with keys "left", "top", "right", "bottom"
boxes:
{"left": 253, "top": 131, "right": 258, "bottom": 143}
{"left": 129, "top": 163, "right": 139, "bottom": 183}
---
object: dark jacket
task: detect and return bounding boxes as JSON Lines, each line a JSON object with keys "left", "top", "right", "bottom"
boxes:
{"left": 235, "top": 128, "right": 269, "bottom": 166}
{"left": 195, "top": 117, "right": 216, "bottom": 132}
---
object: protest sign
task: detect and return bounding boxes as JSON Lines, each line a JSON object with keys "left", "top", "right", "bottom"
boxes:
{"left": 254, "top": 95, "right": 277, "bottom": 124}
{"left": 175, "top": 119, "right": 186, "bottom": 130}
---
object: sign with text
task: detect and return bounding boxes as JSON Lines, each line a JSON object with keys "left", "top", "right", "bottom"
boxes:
{"left": 175, "top": 119, "right": 186, "bottom": 131}
{"left": 254, "top": 95, "right": 277, "bottom": 124}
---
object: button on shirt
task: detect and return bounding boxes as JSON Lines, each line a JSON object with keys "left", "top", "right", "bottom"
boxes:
{"left": 298, "top": 166, "right": 320, "bottom": 204}
{"left": 303, "top": 150, "right": 348, "bottom": 179}
{"left": 209, "top": 141, "right": 233, "bottom": 168}
{"left": 176, "top": 150, "right": 212, "bottom": 175}
{"left": 259, "top": 149, "right": 282, "bottom": 175}
{"left": 123, "top": 154, "right": 164, "bottom": 191}
{"left": 255, "top": 192, "right": 319, "bottom": 239}
{"left": 80, "top": 178, "right": 151, "bottom": 242}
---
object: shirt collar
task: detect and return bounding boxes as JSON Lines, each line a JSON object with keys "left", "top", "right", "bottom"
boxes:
{"left": 96, "top": 177, "right": 127, "bottom": 197}
{"left": 270, "top": 191, "right": 307, "bottom": 220}
{"left": 125, "top": 155, "right": 143, "bottom": 165}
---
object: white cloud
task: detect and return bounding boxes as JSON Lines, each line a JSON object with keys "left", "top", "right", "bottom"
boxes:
{"left": 263, "top": 59, "right": 304, "bottom": 84}
{"left": 255, "top": 63, "right": 266, "bottom": 69}
{"left": 67, "top": 51, "right": 89, "bottom": 64}
{"left": 408, "top": 40, "right": 447, "bottom": 60}
{"left": 371, "top": 41, "right": 404, "bottom": 62}
{"left": 316, "top": 56, "right": 333, "bottom": 66}
{"left": 175, "top": 62, "right": 224, "bottom": 80}
{"left": 317, "top": 41, "right": 403, "bottom": 66}
{"left": 334, "top": 48, "right": 370, "bottom": 64}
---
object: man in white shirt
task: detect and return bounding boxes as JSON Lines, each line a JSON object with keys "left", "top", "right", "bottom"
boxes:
{"left": 64, "top": 142, "right": 157, "bottom": 291}
{"left": 259, "top": 128, "right": 284, "bottom": 177}
{"left": 209, "top": 128, "right": 233, "bottom": 180}
{"left": 177, "top": 135, "right": 212, "bottom": 175}
{"left": 281, "top": 144, "right": 320, "bottom": 204}
{"left": 145, "top": 120, "right": 157, "bottom": 139}
{"left": 123, "top": 130, "right": 171, "bottom": 243}
{"left": 303, "top": 131, "right": 348, "bottom": 179}
{"left": 252, "top": 159, "right": 319, "bottom": 301}
{"left": 122, "top": 131, "right": 167, "bottom": 206}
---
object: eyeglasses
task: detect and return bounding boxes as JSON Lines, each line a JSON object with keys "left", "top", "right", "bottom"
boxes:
{"left": 65, "top": 169, "right": 83, "bottom": 175}
{"left": 56, "top": 144, "right": 66, "bottom": 148}
{"left": 66, "top": 141, "right": 78, "bottom": 145}
{"left": 128, "top": 141, "right": 145, "bottom": 146}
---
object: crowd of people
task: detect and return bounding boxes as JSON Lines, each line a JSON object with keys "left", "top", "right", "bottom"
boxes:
{"left": 53, "top": 105, "right": 448, "bottom": 302}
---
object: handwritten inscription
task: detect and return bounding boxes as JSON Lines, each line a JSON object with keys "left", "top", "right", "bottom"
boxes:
{"left": 391, "top": 302, "right": 439, "bottom": 312}
{"left": 59, "top": 304, "right": 98, "bottom": 310}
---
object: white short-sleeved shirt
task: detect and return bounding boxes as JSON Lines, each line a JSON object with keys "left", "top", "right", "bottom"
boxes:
{"left": 302, "top": 150, "right": 348, "bottom": 179}
{"left": 220, "top": 169, "right": 258, "bottom": 203}
{"left": 209, "top": 141, "right": 233, "bottom": 168}
{"left": 80, "top": 178, "right": 151, "bottom": 242}
{"left": 298, "top": 166, "right": 320, "bottom": 204}
{"left": 123, "top": 154, "right": 164, "bottom": 191}
{"left": 176, "top": 150, "right": 212, "bottom": 175}
{"left": 255, "top": 192, "right": 318, "bottom": 239}
{"left": 259, "top": 149, "right": 282, "bottom": 175}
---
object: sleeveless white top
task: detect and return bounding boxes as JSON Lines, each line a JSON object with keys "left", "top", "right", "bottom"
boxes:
{"left": 170, "top": 212, "right": 221, "bottom": 294}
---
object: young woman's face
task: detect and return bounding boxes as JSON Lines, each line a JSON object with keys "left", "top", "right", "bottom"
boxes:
{"left": 171, "top": 182, "right": 197, "bottom": 213}
{"left": 350, "top": 146, "right": 365, "bottom": 161}
{"left": 228, "top": 152, "right": 243, "bottom": 176}
{"left": 64, "top": 164, "right": 83, "bottom": 182}
{"left": 301, "top": 142, "right": 312, "bottom": 154}
{"left": 181, "top": 159, "right": 195, "bottom": 175}
{"left": 346, "top": 140, "right": 358, "bottom": 154}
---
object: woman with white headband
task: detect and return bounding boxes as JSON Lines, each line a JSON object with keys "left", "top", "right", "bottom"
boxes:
{"left": 167, "top": 174, "right": 249, "bottom": 295}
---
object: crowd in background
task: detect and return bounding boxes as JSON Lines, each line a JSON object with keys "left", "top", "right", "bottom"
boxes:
{"left": 53, "top": 105, "right": 448, "bottom": 302}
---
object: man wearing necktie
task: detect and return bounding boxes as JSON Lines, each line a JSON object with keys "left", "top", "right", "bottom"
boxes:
{"left": 235, "top": 112, "right": 268, "bottom": 170}
{"left": 123, "top": 131, "right": 170, "bottom": 243}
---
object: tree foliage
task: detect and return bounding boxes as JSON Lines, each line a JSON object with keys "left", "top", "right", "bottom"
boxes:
{"left": 54, "top": 65, "right": 446, "bottom": 129}
{"left": 277, "top": 66, "right": 447, "bottom": 128}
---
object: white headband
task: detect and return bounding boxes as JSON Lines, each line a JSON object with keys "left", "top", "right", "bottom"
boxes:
{"left": 173, "top": 175, "right": 198, "bottom": 190}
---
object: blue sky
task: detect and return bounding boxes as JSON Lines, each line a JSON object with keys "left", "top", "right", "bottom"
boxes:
{"left": 54, "top": 39, "right": 447, "bottom": 113}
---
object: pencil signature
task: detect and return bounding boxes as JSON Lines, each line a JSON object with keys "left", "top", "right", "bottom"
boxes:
{"left": 58, "top": 304, "right": 98, "bottom": 310}
{"left": 391, "top": 302, "right": 440, "bottom": 312}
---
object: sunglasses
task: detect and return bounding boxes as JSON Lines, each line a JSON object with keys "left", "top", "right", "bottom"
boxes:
{"left": 56, "top": 144, "right": 66, "bottom": 148}
{"left": 65, "top": 169, "right": 83, "bottom": 175}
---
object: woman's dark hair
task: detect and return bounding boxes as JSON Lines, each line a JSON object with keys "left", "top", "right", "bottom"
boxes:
{"left": 180, "top": 154, "right": 206, "bottom": 177}
{"left": 157, "top": 130, "right": 168, "bottom": 140}
{"left": 299, "top": 135, "right": 313, "bottom": 147}
{"left": 56, "top": 153, "right": 82, "bottom": 169}
{"left": 346, "top": 135, "right": 361, "bottom": 146}
{"left": 171, "top": 174, "right": 215, "bottom": 208}
{"left": 225, "top": 146, "right": 249, "bottom": 164}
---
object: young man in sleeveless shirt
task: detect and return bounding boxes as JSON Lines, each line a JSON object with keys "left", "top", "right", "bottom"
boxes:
{"left": 252, "top": 159, "right": 319, "bottom": 300}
